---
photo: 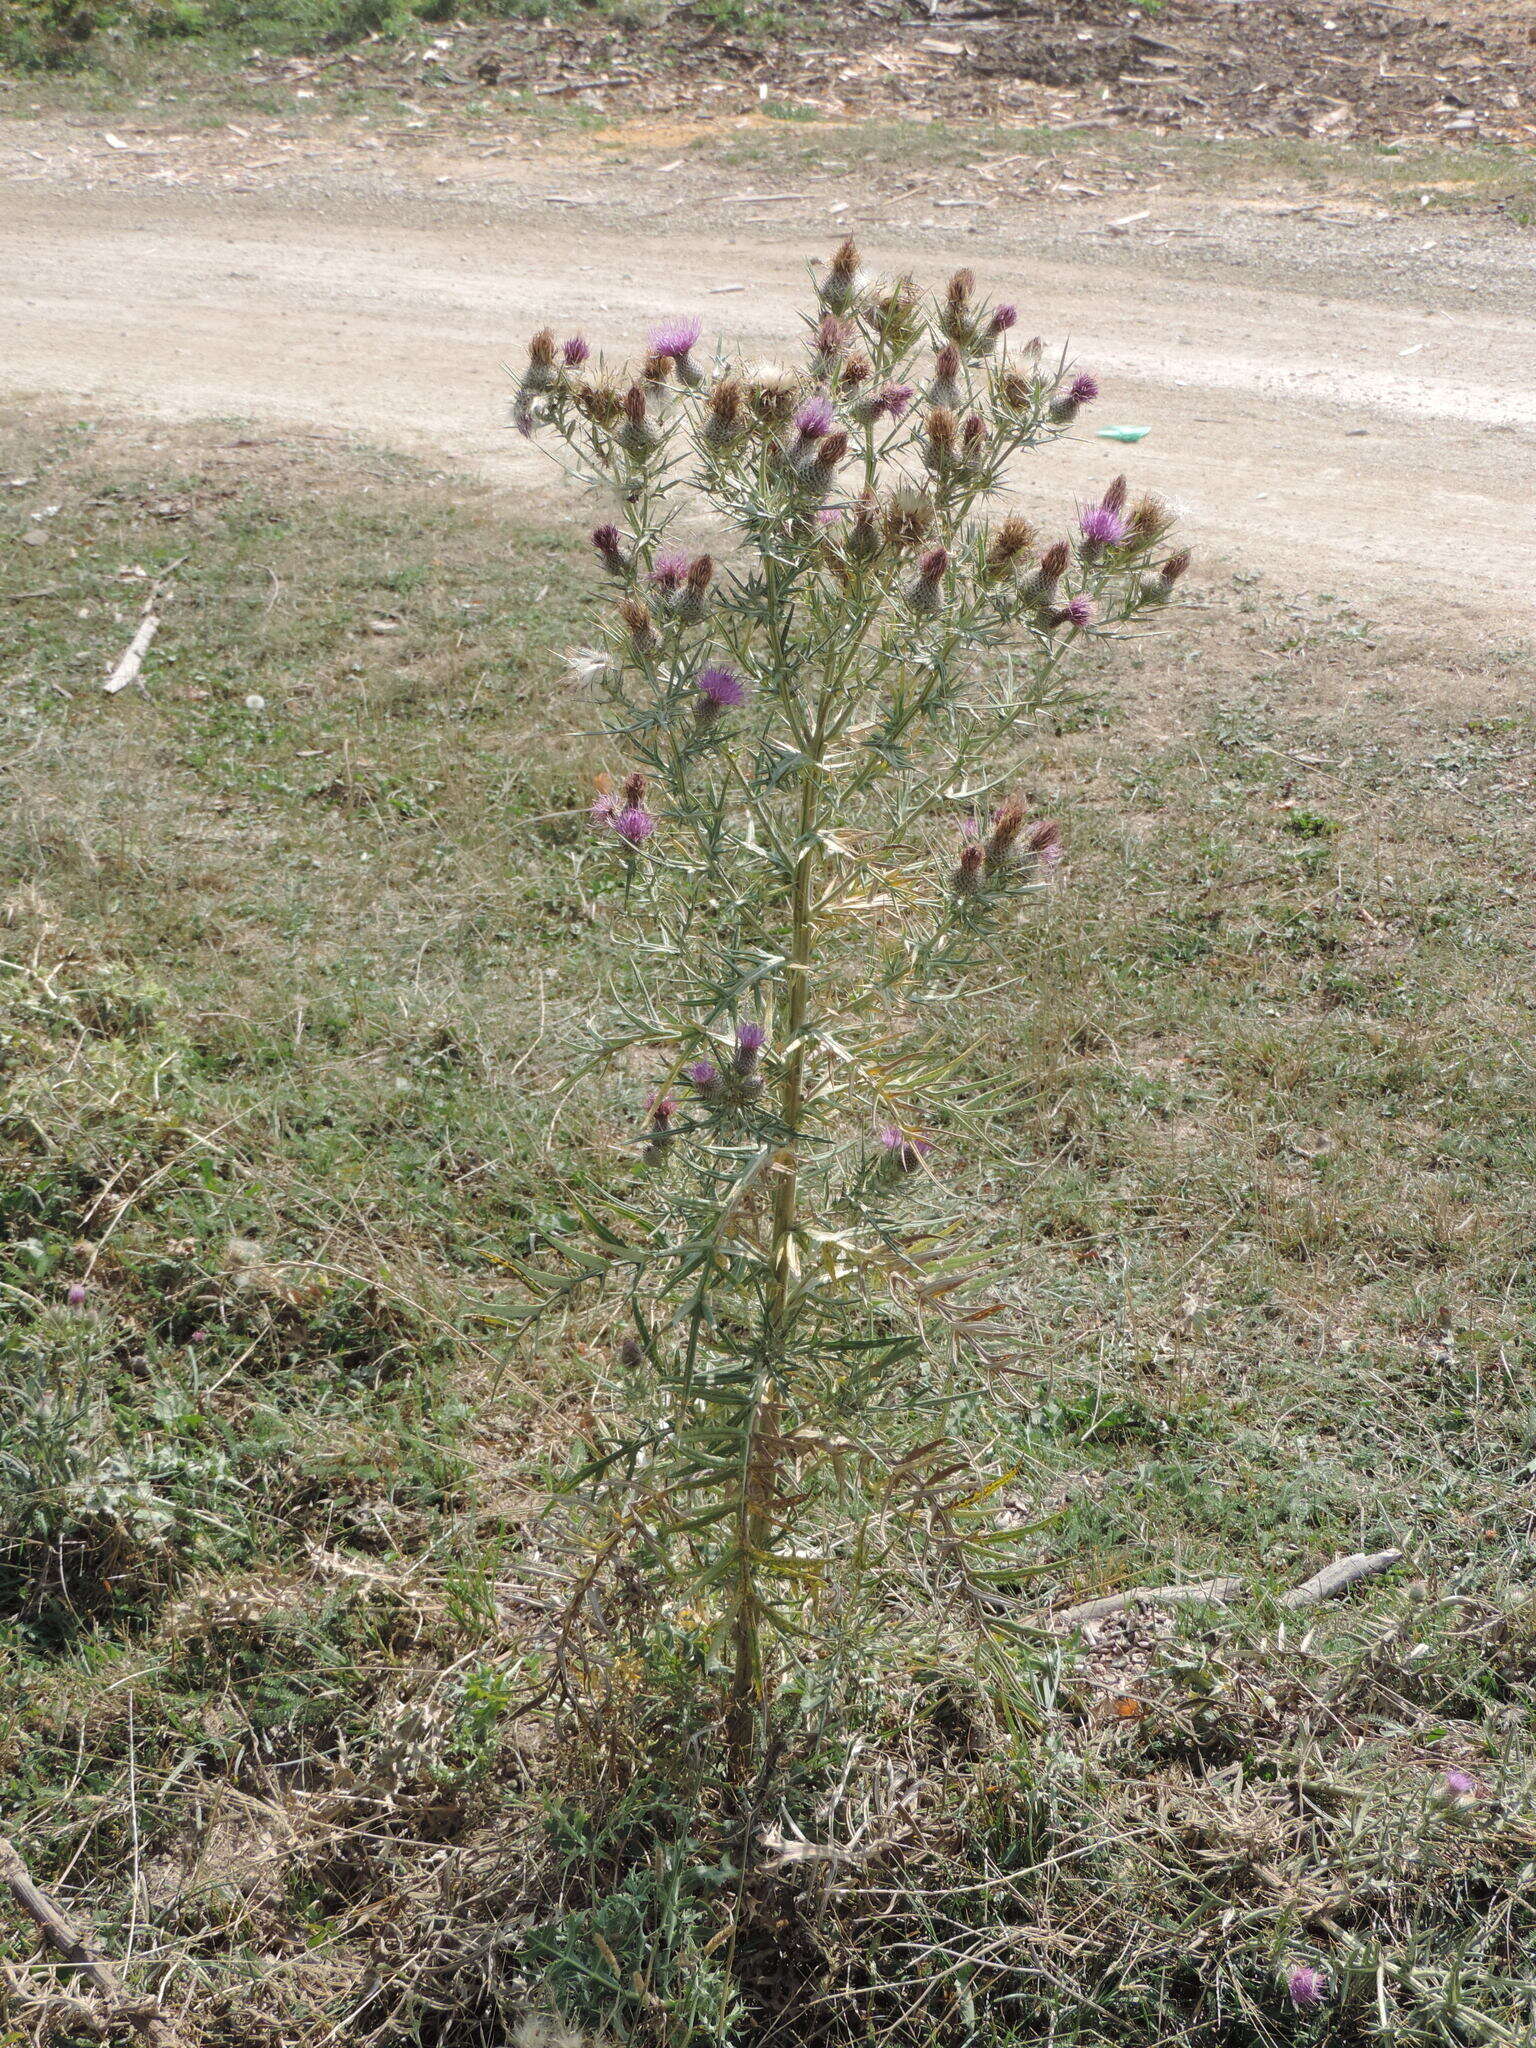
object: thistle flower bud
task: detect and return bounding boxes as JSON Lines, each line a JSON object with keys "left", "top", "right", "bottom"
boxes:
{"left": 1101, "top": 473, "right": 1129, "bottom": 514}
{"left": 984, "top": 797, "right": 1026, "bottom": 875}
{"left": 998, "top": 370, "right": 1035, "bottom": 412}
{"left": 1078, "top": 504, "right": 1129, "bottom": 559}
{"left": 953, "top": 841, "right": 985, "bottom": 896}
{"left": 846, "top": 491, "right": 883, "bottom": 563}
{"left": 940, "top": 267, "right": 977, "bottom": 342}
{"left": 1047, "top": 594, "right": 1095, "bottom": 633}
{"left": 562, "top": 335, "right": 591, "bottom": 368}
{"left": 838, "top": 352, "right": 872, "bottom": 392}
{"left": 1127, "top": 493, "right": 1173, "bottom": 546}
{"left": 930, "top": 342, "right": 963, "bottom": 410}
{"left": 1140, "top": 548, "right": 1190, "bottom": 606}
{"left": 908, "top": 543, "right": 949, "bottom": 616}
{"left": 619, "top": 596, "right": 659, "bottom": 655}
{"left": 648, "top": 316, "right": 704, "bottom": 386}
{"left": 1022, "top": 539, "right": 1070, "bottom": 608}
{"left": 642, "top": 1092, "right": 676, "bottom": 1166}
{"left": 591, "top": 523, "right": 629, "bottom": 577}
{"left": 871, "top": 277, "right": 923, "bottom": 352}
{"left": 961, "top": 413, "right": 987, "bottom": 465}
{"left": 820, "top": 234, "right": 862, "bottom": 313}
{"left": 694, "top": 663, "right": 746, "bottom": 725}
{"left": 922, "top": 407, "right": 958, "bottom": 472}
{"left": 877, "top": 1123, "right": 932, "bottom": 1175}
{"left": 702, "top": 377, "right": 746, "bottom": 450}
{"left": 1029, "top": 817, "right": 1063, "bottom": 867}
{"left": 676, "top": 552, "right": 715, "bottom": 623}
{"left": 987, "top": 303, "right": 1018, "bottom": 340}
{"left": 812, "top": 313, "right": 853, "bottom": 368}
{"left": 686, "top": 1059, "right": 724, "bottom": 1101}
{"left": 621, "top": 382, "right": 661, "bottom": 457}
{"left": 811, "top": 429, "right": 848, "bottom": 481}
{"left": 731, "top": 1021, "right": 767, "bottom": 1100}
{"left": 985, "top": 514, "right": 1035, "bottom": 579}
{"left": 66, "top": 1281, "right": 87, "bottom": 1309}
{"left": 1050, "top": 372, "right": 1100, "bottom": 424}
{"left": 524, "top": 327, "right": 558, "bottom": 391}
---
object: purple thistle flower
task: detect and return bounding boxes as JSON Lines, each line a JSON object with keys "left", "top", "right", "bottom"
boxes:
{"left": 562, "top": 335, "right": 591, "bottom": 367}
{"left": 648, "top": 316, "right": 703, "bottom": 362}
{"left": 591, "top": 791, "right": 618, "bottom": 827}
{"left": 615, "top": 804, "right": 656, "bottom": 845}
{"left": 1443, "top": 1767, "right": 1478, "bottom": 1798}
{"left": 1070, "top": 373, "right": 1100, "bottom": 405}
{"left": 649, "top": 550, "right": 691, "bottom": 591}
{"left": 697, "top": 665, "right": 746, "bottom": 708}
{"left": 1065, "top": 595, "right": 1095, "bottom": 630}
{"left": 793, "top": 396, "right": 836, "bottom": 440}
{"left": 878, "top": 1124, "right": 932, "bottom": 1174}
{"left": 1079, "top": 504, "right": 1129, "bottom": 551}
{"left": 990, "top": 304, "right": 1018, "bottom": 334}
{"left": 1286, "top": 1966, "right": 1328, "bottom": 2012}
{"left": 734, "top": 1021, "right": 767, "bottom": 1071}
{"left": 66, "top": 1282, "right": 87, "bottom": 1309}
{"left": 685, "top": 1059, "right": 722, "bottom": 1097}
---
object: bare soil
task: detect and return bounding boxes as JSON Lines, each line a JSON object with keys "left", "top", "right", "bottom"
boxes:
{"left": 2, "top": 119, "right": 1533, "bottom": 646}
{"left": 247, "top": 0, "right": 1536, "bottom": 147}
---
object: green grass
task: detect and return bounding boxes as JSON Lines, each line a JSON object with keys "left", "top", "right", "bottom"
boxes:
{"left": 2, "top": 409, "right": 1535, "bottom": 2046}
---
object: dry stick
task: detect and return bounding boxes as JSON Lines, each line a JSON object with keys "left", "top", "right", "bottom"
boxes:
{"left": 1051, "top": 1577, "right": 1245, "bottom": 1628}
{"left": 104, "top": 555, "right": 188, "bottom": 696}
{"left": 1279, "top": 1547, "right": 1405, "bottom": 1609}
{"left": 0, "top": 1837, "right": 179, "bottom": 2044}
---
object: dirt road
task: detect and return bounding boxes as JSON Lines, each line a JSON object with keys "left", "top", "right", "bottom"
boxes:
{"left": 2, "top": 131, "right": 1533, "bottom": 636}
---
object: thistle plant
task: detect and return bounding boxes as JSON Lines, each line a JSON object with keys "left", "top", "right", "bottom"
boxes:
{"left": 513, "top": 243, "right": 1189, "bottom": 1770}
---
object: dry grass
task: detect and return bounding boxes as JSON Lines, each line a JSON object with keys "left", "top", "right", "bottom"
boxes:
{"left": 2, "top": 408, "right": 1534, "bottom": 2046}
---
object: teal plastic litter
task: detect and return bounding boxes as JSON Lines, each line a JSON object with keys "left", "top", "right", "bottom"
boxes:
{"left": 1097, "top": 426, "right": 1151, "bottom": 443}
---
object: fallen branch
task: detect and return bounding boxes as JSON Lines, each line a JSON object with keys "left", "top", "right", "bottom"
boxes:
{"left": 104, "top": 555, "right": 187, "bottom": 696}
{"left": 1052, "top": 1577, "right": 1245, "bottom": 1627}
{"left": 0, "top": 1837, "right": 178, "bottom": 2042}
{"left": 1280, "top": 1548, "right": 1404, "bottom": 1609}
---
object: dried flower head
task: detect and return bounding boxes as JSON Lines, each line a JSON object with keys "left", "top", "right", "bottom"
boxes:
{"left": 704, "top": 378, "right": 746, "bottom": 447}
{"left": 954, "top": 840, "right": 986, "bottom": 896}
{"left": 882, "top": 485, "right": 935, "bottom": 549}
{"left": 618, "top": 596, "right": 658, "bottom": 654}
{"left": 986, "top": 514, "right": 1036, "bottom": 578}
{"left": 923, "top": 407, "right": 958, "bottom": 469}
{"left": 984, "top": 797, "right": 1026, "bottom": 875}
{"left": 1028, "top": 817, "right": 1063, "bottom": 865}
{"left": 821, "top": 234, "right": 862, "bottom": 312}
{"left": 1128, "top": 493, "right": 1173, "bottom": 545}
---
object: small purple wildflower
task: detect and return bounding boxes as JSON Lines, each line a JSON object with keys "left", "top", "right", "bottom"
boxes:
{"left": 1443, "top": 1767, "right": 1478, "bottom": 1798}
{"left": 649, "top": 550, "right": 691, "bottom": 591}
{"left": 66, "top": 1282, "right": 87, "bottom": 1310}
{"left": 697, "top": 665, "right": 746, "bottom": 709}
{"left": 648, "top": 316, "right": 703, "bottom": 362}
{"left": 793, "top": 396, "right": 836, "bottom": 440}
{"left": 591, "top": 791, "right": 618, "bottom": 827}
{"left": 1070, "top": 373, "right": 1100, "bottom": 405}
{"left": 686, "top": 1059, "right": 723, "bottom": 1097}
{"left": 816, "top": 506, "right": 844, "bottom": 528}
{"left": 562, "top": 335, "right": 591, "bottom": 368}
{"left": 878, "top": 1124, "right": 932, "bottom": 1174}
{"left": 1286, "top": 1966, "right": 1328, "bottom": 2012}
{"left": 990, "top": 304, "right": 1018, "bottom": 335}
{"left": 1065, "top": 595, "right": 1095, "bottom": 630}
{"left": 615, "top": 804, "right": 656, "bottom": 845}
{"left": 880, "top": 381, "right": 915, "bottom": 419}
{"left": 1079, "top": 504, "right": 1129, "bottom": 551}
{"left": 734, "top": 1021, "right": 767, "bottom": 1070}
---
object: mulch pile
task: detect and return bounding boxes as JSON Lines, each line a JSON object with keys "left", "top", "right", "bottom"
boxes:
{"left": 285, "top": 0, "right": 1536, "bottom": 147}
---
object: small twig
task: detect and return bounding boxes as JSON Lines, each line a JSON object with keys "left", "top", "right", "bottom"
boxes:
{"left": 0, "top": 1838, "right": 122, "bottom": 2004}
{"left": 1280, "top": 1548, "right": 1405, "bottom": 1609}
{"left": 1051, "top": 1578, "right": 1245, "bottom": 1627}
{"left": 104, "top": 554, "right": 188, "bottom": 696}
